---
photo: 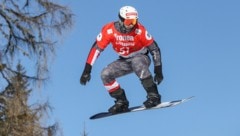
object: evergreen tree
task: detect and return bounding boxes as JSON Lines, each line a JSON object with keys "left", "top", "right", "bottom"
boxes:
{"left": 81, "top": 122, "right": 88, "bottom": 136}
{"left": 0, "top": 63, "right": 60, "bottom": 136}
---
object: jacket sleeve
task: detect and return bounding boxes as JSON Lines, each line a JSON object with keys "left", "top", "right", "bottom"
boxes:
{"left": 146, "top": 40, "right": 162, "bottom": 66}
{"left": 86, "top": 41, "right": 103, "bottom": 66}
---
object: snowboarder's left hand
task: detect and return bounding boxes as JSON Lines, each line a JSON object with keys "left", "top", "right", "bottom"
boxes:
{"left": 154, "top": 65, "right": 163, "bottom": 85}
{"left": 80, "top": 63, "right": 92, "bottom": 85}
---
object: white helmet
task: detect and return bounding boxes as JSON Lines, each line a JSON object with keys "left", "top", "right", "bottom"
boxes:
{"left": 119, "top": 6, "right": 138, "bottom": 20}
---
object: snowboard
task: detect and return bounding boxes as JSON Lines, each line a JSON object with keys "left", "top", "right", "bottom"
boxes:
{"left": 90, "top": 96, "right": 194, "bottom": 120}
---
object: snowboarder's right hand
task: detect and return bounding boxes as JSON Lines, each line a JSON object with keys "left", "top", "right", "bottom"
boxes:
{"left": 80, "top": 63, "right": 92, "bottom": 85}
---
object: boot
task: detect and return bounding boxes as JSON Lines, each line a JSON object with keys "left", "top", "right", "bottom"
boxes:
{"left": 142, "top": 77, "right": 161, "bottom": 108}
{"left": 143, "top": 91, "right": 161, "bottom": 108}
{"left": 108, "top": 88, "right": 129, "bottom": 114}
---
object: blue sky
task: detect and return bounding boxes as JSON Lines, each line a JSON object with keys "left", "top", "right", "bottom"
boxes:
{"left": 35, "top": 0, "right": 240, "bottom": 136}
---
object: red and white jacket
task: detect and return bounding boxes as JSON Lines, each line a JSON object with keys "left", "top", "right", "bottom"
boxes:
{"left": 86, "top": 22, "right": 154, "bottom": 66}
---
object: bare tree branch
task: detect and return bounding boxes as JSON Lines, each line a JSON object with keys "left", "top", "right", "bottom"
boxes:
{"left": 0, "top": 0, "right": 73, "bottom": 88}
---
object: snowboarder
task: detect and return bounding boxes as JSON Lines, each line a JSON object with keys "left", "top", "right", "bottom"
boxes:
{"left": 80, "top": 6, "right": 163, "bottom": 114}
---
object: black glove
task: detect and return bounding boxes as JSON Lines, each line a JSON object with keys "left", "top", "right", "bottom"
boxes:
{"left": 80, "top": 63, "right": 92, "bottom": 85}
{"left": 154, "top": 65, "right": 163, "bottom": 85}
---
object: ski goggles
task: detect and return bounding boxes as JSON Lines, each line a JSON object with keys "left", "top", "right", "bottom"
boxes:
{"left": 123, "top": 19, "right": 137, "bottom": 26}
